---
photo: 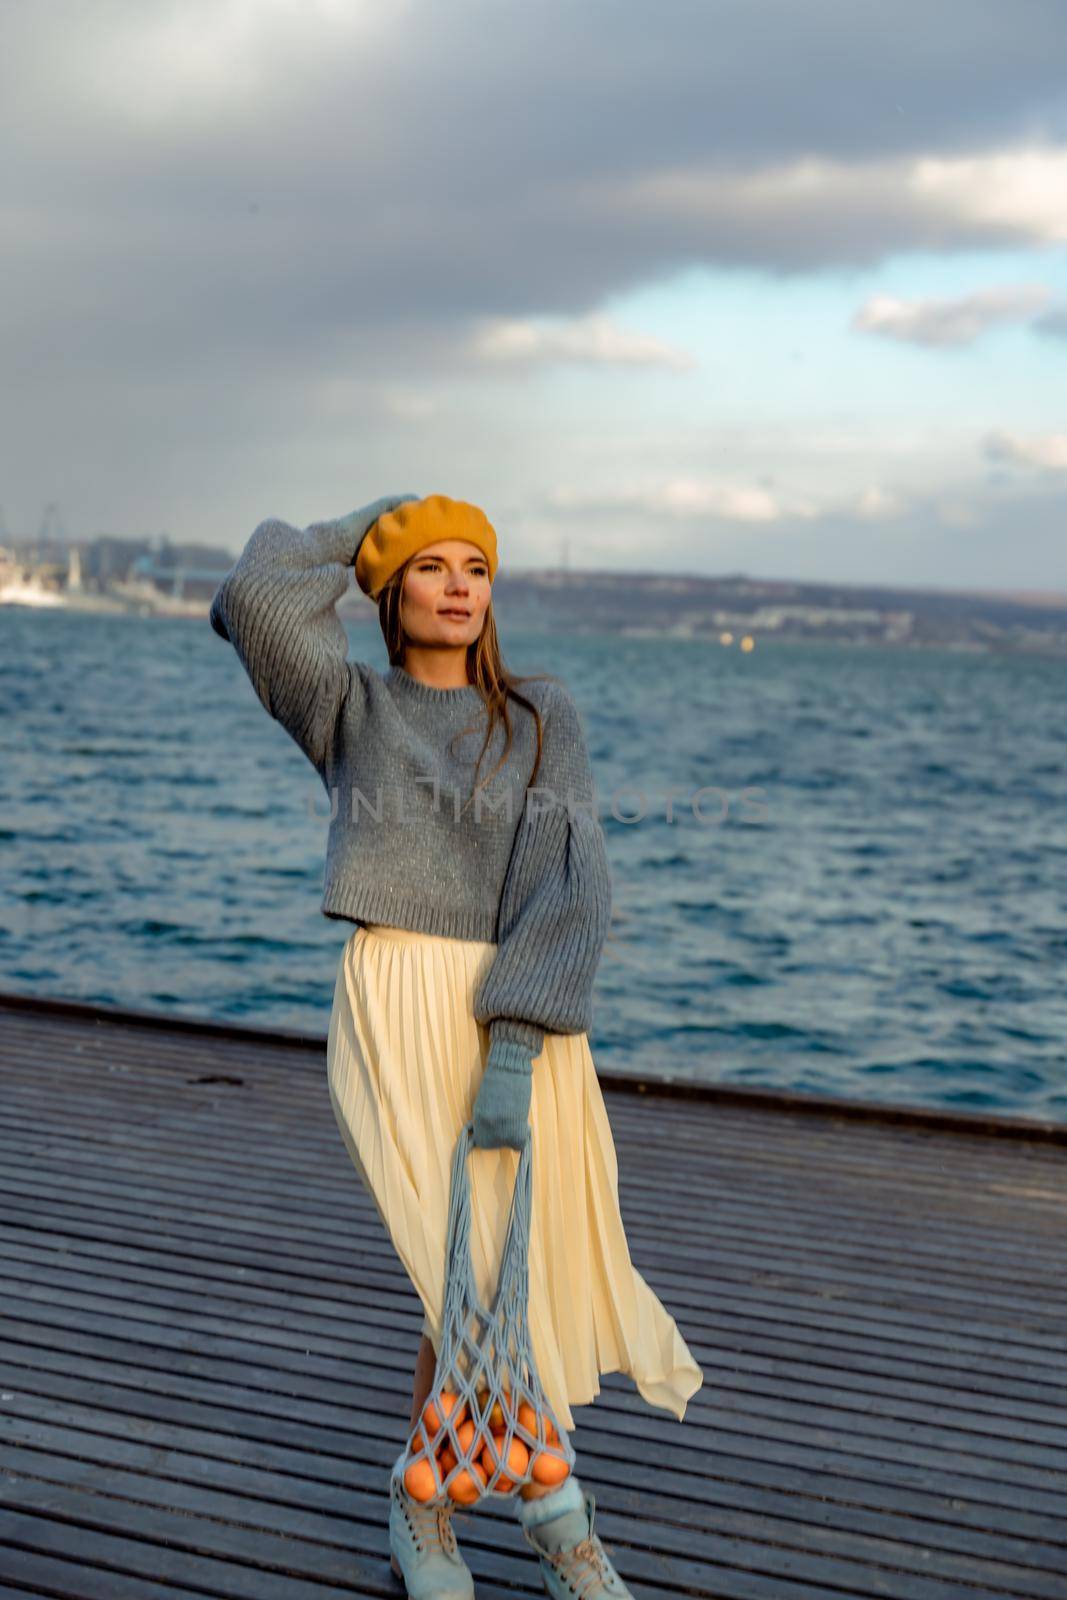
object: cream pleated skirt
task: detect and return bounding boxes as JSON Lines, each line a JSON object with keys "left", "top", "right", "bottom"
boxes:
{"left": 325, "top": 922, "right": 704, "bottom": 1435}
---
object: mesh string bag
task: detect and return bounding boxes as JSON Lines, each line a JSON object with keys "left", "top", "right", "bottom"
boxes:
{"left": 393, "top": 1117, "right": 577, "bottom": 1509}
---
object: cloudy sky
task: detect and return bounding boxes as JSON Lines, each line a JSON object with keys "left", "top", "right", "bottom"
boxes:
{"left": 3, "top": 0, "right": 1067, "bottom": 588}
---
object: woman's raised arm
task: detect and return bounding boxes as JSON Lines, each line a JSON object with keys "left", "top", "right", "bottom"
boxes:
{"left": 209, "top": 495, "right": 417, "bottom": 775}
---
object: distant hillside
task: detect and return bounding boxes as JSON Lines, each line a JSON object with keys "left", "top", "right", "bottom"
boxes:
{"left": 10, "top": 528, "right": 1065, "bottom": 655}
{"left": 340, "top": 568, "right": 1067, "bottom": 655}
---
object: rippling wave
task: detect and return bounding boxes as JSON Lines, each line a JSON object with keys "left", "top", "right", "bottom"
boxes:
{"left": 2, "top": 608, "right": 1064, "bottom": 1123}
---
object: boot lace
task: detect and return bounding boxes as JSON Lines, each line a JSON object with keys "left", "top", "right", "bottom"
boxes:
{"left": 403, "top": 1491, "right": 458, "bottom": 1556}
{"left": 543, "top": 1534, "right": 614, "bottom": 1599}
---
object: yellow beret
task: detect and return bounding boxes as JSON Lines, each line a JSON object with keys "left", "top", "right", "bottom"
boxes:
{"left": 355, "top": 494, "right": 499, "bottom": 601}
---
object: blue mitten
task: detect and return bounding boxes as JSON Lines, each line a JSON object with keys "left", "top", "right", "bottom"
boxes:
{"left": 472, "top": 1038, "right": 533, "bottom": 1150}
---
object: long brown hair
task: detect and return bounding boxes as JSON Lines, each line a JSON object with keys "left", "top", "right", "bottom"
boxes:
{"left": 376, "top": 555, "right": 559, "bottom": 817}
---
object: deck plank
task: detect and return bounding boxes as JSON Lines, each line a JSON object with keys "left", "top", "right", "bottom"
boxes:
{"left": 2, "top": 991, "right": 1066, "bottom": 1598}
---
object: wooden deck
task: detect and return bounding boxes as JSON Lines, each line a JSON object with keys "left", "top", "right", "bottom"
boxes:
{"left": 1, "top": 988, "right": 1066, "bottom": 1599}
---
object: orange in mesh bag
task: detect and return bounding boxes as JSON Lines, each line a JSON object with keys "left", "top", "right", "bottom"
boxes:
{"left": 393, "top": 1118, "right": 576, "bottom": 1506}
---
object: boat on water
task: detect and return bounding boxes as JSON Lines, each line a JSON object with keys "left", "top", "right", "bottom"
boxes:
{"left": 0, "top": 546, "right": 207, "bottom": 616}
{"left": 0, "top": 567, "right": 68, "bottom": 608}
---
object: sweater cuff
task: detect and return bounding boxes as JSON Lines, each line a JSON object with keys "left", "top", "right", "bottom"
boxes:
{"left": 488, "top": 1016, "right": 545, "bottom": 1059}
{"left": 486, "top": 1036, "right": 535, "bottom": 1077}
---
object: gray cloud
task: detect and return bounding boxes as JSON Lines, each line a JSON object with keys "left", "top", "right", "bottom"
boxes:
{"left": 3, "top": 0, "right": 1067, "bottom": 553}
{"left": 852, "top": 284, "right": 1054, "bottom": 346}
{"left": 1033, "top": 305, "right": 1067, "bottom": 338}
{"left": 545, "top": 476, "right": 1067, "bottom": 590}
{"left": 983, "top": 429, "right": 1067, "bottom": 471}
{"left": 6, "top": 1, "right": 1067, "bottom": 346}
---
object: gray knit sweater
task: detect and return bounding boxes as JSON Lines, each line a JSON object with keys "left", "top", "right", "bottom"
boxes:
{"left": 209, "top": 509, "right": 612, "bottom": 1061}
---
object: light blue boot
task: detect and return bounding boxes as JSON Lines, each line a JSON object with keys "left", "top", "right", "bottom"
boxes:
{"left": 388, "top": 1465, "right": 475, "bottom": 1599}
{"left": 517, "top": 1476, "right": 637, "bottom": 1598}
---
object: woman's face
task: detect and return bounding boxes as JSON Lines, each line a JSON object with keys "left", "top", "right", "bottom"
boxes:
{"left": 400, "top": 540, "right": 492, "bottom": 648}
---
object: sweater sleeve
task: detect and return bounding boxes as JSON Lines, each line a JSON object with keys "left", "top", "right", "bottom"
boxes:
{"left": 473, "top": 684, "right": 613, "bottom": 1060}
{"left": 208, "top": 511, "right": 371, "bottom": 777}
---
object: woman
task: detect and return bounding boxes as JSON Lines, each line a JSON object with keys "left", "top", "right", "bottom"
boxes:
{"left": 210, "top": 493, "right": 703, "bottom": 1600}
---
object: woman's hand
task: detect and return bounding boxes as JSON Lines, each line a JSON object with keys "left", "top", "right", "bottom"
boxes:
{"left": 471, "top": 1038, "right": 533, "bottom": 1149}
{"left": 341, "top": 494, "right": 421, "bottom": 557}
